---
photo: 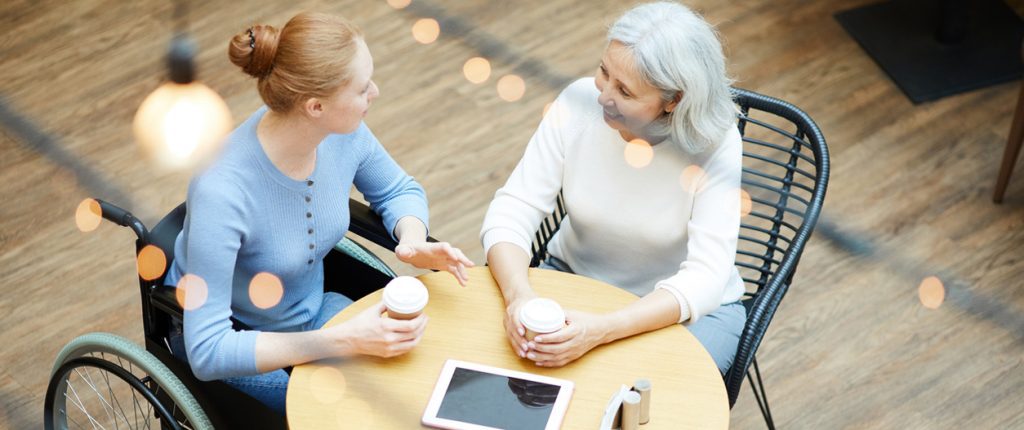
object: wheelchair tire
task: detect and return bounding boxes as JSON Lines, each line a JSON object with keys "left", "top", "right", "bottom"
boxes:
{"left": 45, "top": 332, "right": 212, "bottom": 430}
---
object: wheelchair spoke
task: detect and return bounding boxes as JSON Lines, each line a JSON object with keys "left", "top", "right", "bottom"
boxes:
{"left": 78, "top": 366, "right": 132, "bottom": 428}
{"left": 66, "top": 413, "right": 91, "bottom": 430}
{"left": 63, "top": 387, "right": 104, "bottom": 430}
{"left": 101, "top": 360, "right": 133, "bottom": 430}
{"left": 79, "top": 366, "right": 119, "bottom": 426}
{"left": 51, "top": 343, "right": 200, "bottom": 430}
{"left": 63, "top": 393, "right": 106, "bottom": 430}
{"left": 88, "top": 364, "right": 134, "bottom": 427}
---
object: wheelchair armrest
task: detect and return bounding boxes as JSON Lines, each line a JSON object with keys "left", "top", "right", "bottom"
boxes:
{"left": 151, "top": 285, "right": 252, "bottom": 331}
{"left": 151, "top": 285, "right": 184, "bottom": 321}
{"left": 348, "top": 199, "right": 437, "bottom": 250}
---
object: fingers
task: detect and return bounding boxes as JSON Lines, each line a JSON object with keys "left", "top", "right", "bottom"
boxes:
{"left": 534, "top": 324, "right": 575, "bottom": 344}
{"left": 533, "top": 358, "right": 572, "bottom": 368}
{"left": 528, "top": 325, "right": 577, "bottom": 355}
{"left": 525, "top": 348, "right": 564, "bottom": 364}
{"left": 385, "top": 334, "right": 424, "bottom": 356}
{"left": 507, "top": 334, "right": 526, "bottom": 358}
{"left": 395, "top": 244, "right": 415, "bottom": 260}
{"left": 504, "top": 315, "right": 529, "bottom": 357}
{"left": 454, "top": 247, "right": 475, "bottom": 267}
{"left": 382, "top": 314, "right": 427, "bottom": 333}
{"left": 366, "top": 301, "right": 387, "bottom": 317}
{"left": 447, "top": 264, "right": 469, "bottom": 286}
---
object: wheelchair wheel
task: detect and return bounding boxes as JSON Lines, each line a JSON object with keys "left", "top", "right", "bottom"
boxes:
{"left": 45, "top": 332, "right": 212, "bottom": 430}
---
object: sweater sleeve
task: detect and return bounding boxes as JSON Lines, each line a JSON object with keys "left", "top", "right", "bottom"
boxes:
{"left": 352, "top": 123, "right": 429, "bottom": 241}
{"left": 181, "top": 175, "right": 260, "bottom": 381}
{"left": 480, "top": 87, "right": 573, "bottom": 256}
{"left": 654, "top": 127, "right": 743, "bottom": 323}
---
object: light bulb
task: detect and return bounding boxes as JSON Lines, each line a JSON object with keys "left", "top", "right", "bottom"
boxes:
{"left": 133, "top": 82, "right": 231, "bottom": 170}
{"left": 133, "top": 35, "right": 231, "bottom": 170}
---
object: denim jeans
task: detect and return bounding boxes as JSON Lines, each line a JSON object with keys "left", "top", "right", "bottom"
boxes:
{"left": 169, "top": 291, "right": 354, "bottom": 415}
{"left": 538, "top": 256, "right": 745, "bottom": 375}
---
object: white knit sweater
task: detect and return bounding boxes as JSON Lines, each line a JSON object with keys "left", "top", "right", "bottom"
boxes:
{"left": 481, "top": 78, "right": 745, "bottom": 323}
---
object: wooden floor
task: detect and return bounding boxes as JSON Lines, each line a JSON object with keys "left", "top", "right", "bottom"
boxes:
{"left": 2, "top": 0, "right": 1023, "bottom": 428}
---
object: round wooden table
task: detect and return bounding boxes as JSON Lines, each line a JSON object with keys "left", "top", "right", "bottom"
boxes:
{"left": 287, "top": 267, "right": 729, "bottom": 429}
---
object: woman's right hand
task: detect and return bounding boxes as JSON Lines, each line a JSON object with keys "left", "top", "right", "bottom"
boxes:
{"left": 504, "top": 294, "right": 537, "bottom": 358}
{"left": 330, "top": 302, "right": 428, "bottom": 358}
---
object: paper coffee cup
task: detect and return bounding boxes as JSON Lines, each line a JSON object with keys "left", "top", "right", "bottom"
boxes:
{"left": 383, "top": 276, "right": 428, "bottom": 320}
{"left": 519, "top": 298, "right": 566, "bottom": 341}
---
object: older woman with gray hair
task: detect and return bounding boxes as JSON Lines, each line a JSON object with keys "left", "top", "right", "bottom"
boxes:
{"left": 480, "top": 1, "right": 745, "bottom": 374}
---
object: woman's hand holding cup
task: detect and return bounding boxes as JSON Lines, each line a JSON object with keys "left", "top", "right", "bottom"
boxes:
{"left": 512, "top": 297, "right": 566, "bottom": 359}
{"left": 332, "top": 301, "right": 427, "bottom": 358}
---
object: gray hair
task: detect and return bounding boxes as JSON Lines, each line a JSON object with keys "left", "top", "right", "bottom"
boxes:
{"left": 608, "top": 1, "right": 736, "bottom": 153}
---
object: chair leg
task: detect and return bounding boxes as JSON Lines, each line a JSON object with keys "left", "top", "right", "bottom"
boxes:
{"left": 994, "top": 80, "right": 1024, "bottom": 203}
{"left": 746, "top": 356, "right": 776, "bottom": 430}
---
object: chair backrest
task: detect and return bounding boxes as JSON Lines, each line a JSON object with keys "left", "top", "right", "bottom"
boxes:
{"left": 528, "top": 88, "right": 829, "bottom": 406}
{"left": 724, "top": 88, "right": 828, "bottom": 406}
{"left": 138, "top": 202, "right": 187, "bottom": 344}
{"left": 147, "top": 202, "right": 187, "bottom": 283}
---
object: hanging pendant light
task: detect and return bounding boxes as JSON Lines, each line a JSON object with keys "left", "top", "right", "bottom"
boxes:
{"left": 133, "top": 31, "right": 231, "bottom": 170}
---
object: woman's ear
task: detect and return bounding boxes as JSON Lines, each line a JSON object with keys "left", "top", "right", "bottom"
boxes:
{"left": 303, "top": 97, "right": 324, "bottom": 118}
{"left": 665, "top": 91, "right": 682, "bottom": 113}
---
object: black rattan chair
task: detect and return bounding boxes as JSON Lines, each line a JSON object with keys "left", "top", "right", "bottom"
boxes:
{"left": 529, "top": 88, "right": 829, "bottom": 429}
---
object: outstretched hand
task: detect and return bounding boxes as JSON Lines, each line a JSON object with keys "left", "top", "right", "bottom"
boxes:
{"left": 395, "top": 242, "right": 475, "bottom": 286}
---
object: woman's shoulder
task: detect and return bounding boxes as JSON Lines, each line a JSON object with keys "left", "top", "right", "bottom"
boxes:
{"left": 544, "top": 78, "right": 603, "bottom": 137}
{"left": 188, "top": 156, "right": 254, "bottom": 209}
{"left": 322, "top": 121, "right": 377, "bottom": 159}
{"left": 557, "top": 77, "right": 601, "bottom": 112}
{"left": 696, "top": 124, "right": 743, "bottom": 169}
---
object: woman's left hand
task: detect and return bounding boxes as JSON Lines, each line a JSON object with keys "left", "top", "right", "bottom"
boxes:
{"left": 395, "top": 242, "right": 475, "bottom": 286}
{"left": 526, "top": 310, "right": 609, "bottom": 367}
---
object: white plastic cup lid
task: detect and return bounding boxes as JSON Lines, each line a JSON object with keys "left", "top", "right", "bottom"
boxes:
{"left": 519, "top": 298, "right": 565, "bottom": 334}
{"left": 383, "top": 276, "right": 428, "bottom": 314}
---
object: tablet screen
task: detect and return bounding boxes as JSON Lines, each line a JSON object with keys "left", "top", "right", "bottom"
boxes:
{"left": 436, "top": 367, "right": 562, "bottom": 430}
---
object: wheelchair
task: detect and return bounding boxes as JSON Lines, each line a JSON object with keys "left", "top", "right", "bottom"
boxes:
{"left": 44, "top": 198, "right": 405, "bottom": 429}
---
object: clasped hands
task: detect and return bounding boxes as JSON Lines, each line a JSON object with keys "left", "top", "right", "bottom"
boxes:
{"left": 504, "top": 295, "right": 610, "bottom": 368}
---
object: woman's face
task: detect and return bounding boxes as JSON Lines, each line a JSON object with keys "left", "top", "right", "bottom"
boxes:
{"left": 594, "top": 41, "right": 677, "bottom": 141}
{"left": 320, "top": 38, "right": 379, "bottom": 134}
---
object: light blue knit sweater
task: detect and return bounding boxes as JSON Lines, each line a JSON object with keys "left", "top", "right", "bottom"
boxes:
{"left": 165, "top": 107, "right": 428, "bottom": 381}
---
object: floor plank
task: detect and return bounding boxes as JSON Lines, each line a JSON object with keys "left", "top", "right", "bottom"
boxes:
{"left": 1, "top": 0, "right": 1022, "bottom": 428}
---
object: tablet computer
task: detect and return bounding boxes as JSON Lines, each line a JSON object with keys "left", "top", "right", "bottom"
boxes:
{"left": 422, "top": 359, "right": 574, "bottom": 430}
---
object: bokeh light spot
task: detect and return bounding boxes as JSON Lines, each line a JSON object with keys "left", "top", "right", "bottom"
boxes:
{"left": 918, "top": 276, "right": 945, "bottom": 309}
{"left": 249, "top": 272, "right": 284, "bottom": 310}
{"left": 75, "top": 198, "right": 102, "bottom": 233}
{"left": 412, "top": 19, "right": 440, "bottom": 44}
{"left": 496, "top": 75, "right": 526, "bottom": 102}
{"left": 137, "top": 245, "right": 167, "bottom": 281}
{"left": 387, "top": 0, "right": 411, "bottom": 9}
{"left": 679, "top": 165, "right": 705, "bottom": 193}
{"left": 624, "top": 139, "right": 653, "bottom": 168}
{"left": 176, "top": 274, "right": 208, "bottom": 311}
{"left": 311, "top": 367, "right": 347, "bottom": 404}
{"left": 739, "top": 189, "right": 753, "bottom": 217}
{"left": 463, "top": 57, "right": 491, "bottom": 84}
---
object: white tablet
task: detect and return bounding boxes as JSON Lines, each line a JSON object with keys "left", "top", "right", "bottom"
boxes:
{"left": 422, "top": 359, "right": 574, "bottom": 430}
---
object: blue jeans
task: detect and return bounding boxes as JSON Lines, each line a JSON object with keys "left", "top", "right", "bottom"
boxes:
{"left": 538, "top": 257, "right": 745, "bottom": 375}
{"left": 170, "top": 292, "right": 353, "bottom": 415}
